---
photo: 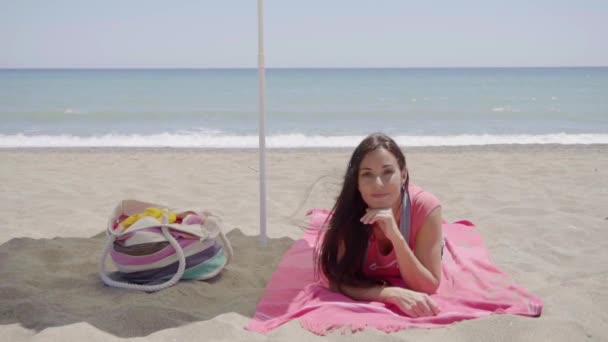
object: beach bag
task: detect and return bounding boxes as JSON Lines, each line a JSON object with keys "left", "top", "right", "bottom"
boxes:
{"left": 98, "top": 199, "right": 233, "bottom": 291}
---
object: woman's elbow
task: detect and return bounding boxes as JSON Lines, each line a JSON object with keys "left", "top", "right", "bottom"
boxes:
{"left": 410, "top": 276, "right": 440, "bottom": 295}
{"left": 423, "top": 276, "right": 441, "bottom": 294}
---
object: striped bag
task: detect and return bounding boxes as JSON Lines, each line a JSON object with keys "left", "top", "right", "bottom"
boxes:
{"left": 99, "top": 200, "right": 233, "bottom": 291}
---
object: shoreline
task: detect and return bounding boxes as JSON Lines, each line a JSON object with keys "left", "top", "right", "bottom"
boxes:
{"left": 2, "top": 143, "right": 607, "bottom": 154}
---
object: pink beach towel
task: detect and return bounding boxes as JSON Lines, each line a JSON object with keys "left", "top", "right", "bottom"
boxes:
{"left": 246, "top": 209, "right": 543, "bottom": 335}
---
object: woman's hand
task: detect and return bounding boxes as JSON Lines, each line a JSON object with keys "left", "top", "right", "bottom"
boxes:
{"left": 360, "top": 208, "right": 402, "bottom": 243}
{"left": 384, "top": 287, "right": 440, "bottom": 318}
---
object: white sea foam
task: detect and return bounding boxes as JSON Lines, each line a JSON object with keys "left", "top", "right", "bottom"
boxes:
{"left": 491, "top": 106, "right": 520, "bottom": 113}
{"left": 1, "top": 133, "right": 607, "bottom": 148}
{"left": 63, "top": 108, "right": 82, "bottom": 115}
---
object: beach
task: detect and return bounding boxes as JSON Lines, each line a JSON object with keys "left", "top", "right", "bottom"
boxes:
{"left": 1, "top": 145, "right": 607, "bottom": 341}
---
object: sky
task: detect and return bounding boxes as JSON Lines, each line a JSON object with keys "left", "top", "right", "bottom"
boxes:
{"left": 1, "top": 0, "right": 607, "bottom": 68}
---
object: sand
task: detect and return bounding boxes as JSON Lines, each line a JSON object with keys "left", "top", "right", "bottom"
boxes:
{"left": 1, "top": 145, "right": 607, "bottom": 341}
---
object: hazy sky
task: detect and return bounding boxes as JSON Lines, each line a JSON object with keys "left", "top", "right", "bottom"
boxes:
{"left": 1, "top": 0, "right": 607, "bottom": 68}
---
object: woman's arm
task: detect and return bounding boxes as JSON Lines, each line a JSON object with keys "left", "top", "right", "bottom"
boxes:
{"left": 392, "top": 206, "right": 443, "bottom": 294}
{"left": 330, "top": 282, "right": 391, "bottom": 301}
{"left": 329, "top": 230, "right": 440, "bottom": 317}
{"left": 332, "top": 283, "right": 440, "bottom": 317}
{"left": 362, "top": 206, "right": 443, "bottom": 294}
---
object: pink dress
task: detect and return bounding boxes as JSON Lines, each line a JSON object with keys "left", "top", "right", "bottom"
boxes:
{"left": 363, "top": 183, "right": 441, "bottom": 280}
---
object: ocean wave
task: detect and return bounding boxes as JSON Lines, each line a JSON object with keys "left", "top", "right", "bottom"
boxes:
{"left": 491, "top": 106, "right": 521, "bottom": 113}
{"left": 63, "top": 108, "right": 82, "bottom": 115}
{"left": 1, "top": 133, "right": 607, "bottom": 148}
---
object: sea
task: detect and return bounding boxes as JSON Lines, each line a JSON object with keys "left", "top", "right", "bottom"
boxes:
{"left": 1, "top": 67, "right": 607, "bottom": 148}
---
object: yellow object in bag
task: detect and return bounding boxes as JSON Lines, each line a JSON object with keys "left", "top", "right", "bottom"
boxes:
{"left": 121, "top": 207, "right": 177, "bottom": 229}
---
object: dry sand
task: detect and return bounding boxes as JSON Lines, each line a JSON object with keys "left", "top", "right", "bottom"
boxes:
{"left": 1, "top": 145, "right": 607, "bottom": 341}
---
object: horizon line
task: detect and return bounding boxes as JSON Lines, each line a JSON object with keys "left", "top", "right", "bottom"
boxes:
{"left": 1, "top": 65, "right": 607, "bottom": 71}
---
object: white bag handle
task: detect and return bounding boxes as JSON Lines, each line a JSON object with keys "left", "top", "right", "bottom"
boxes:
{"left": 99, "top": 206, "right": 234, "bottom": 291}
{"left": 98, "top": 212, "right": 187, "bottom": 292}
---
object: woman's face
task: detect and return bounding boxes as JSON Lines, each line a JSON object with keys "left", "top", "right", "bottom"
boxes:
{"left": 357, "top": 147, "right": 406, "bottom": 210}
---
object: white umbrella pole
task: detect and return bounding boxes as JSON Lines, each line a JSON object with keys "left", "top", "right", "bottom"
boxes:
{"left": 258, "top": 0, "right": 268, "bottom": 246}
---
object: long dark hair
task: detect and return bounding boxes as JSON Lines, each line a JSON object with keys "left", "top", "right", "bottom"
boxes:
{"left": 315, "top": 132, "right": 408, "bottom": 290}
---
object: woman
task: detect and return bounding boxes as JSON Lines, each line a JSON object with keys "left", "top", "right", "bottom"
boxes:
{"left": 316, "top": 132, "right": 443, "bottom": 318}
